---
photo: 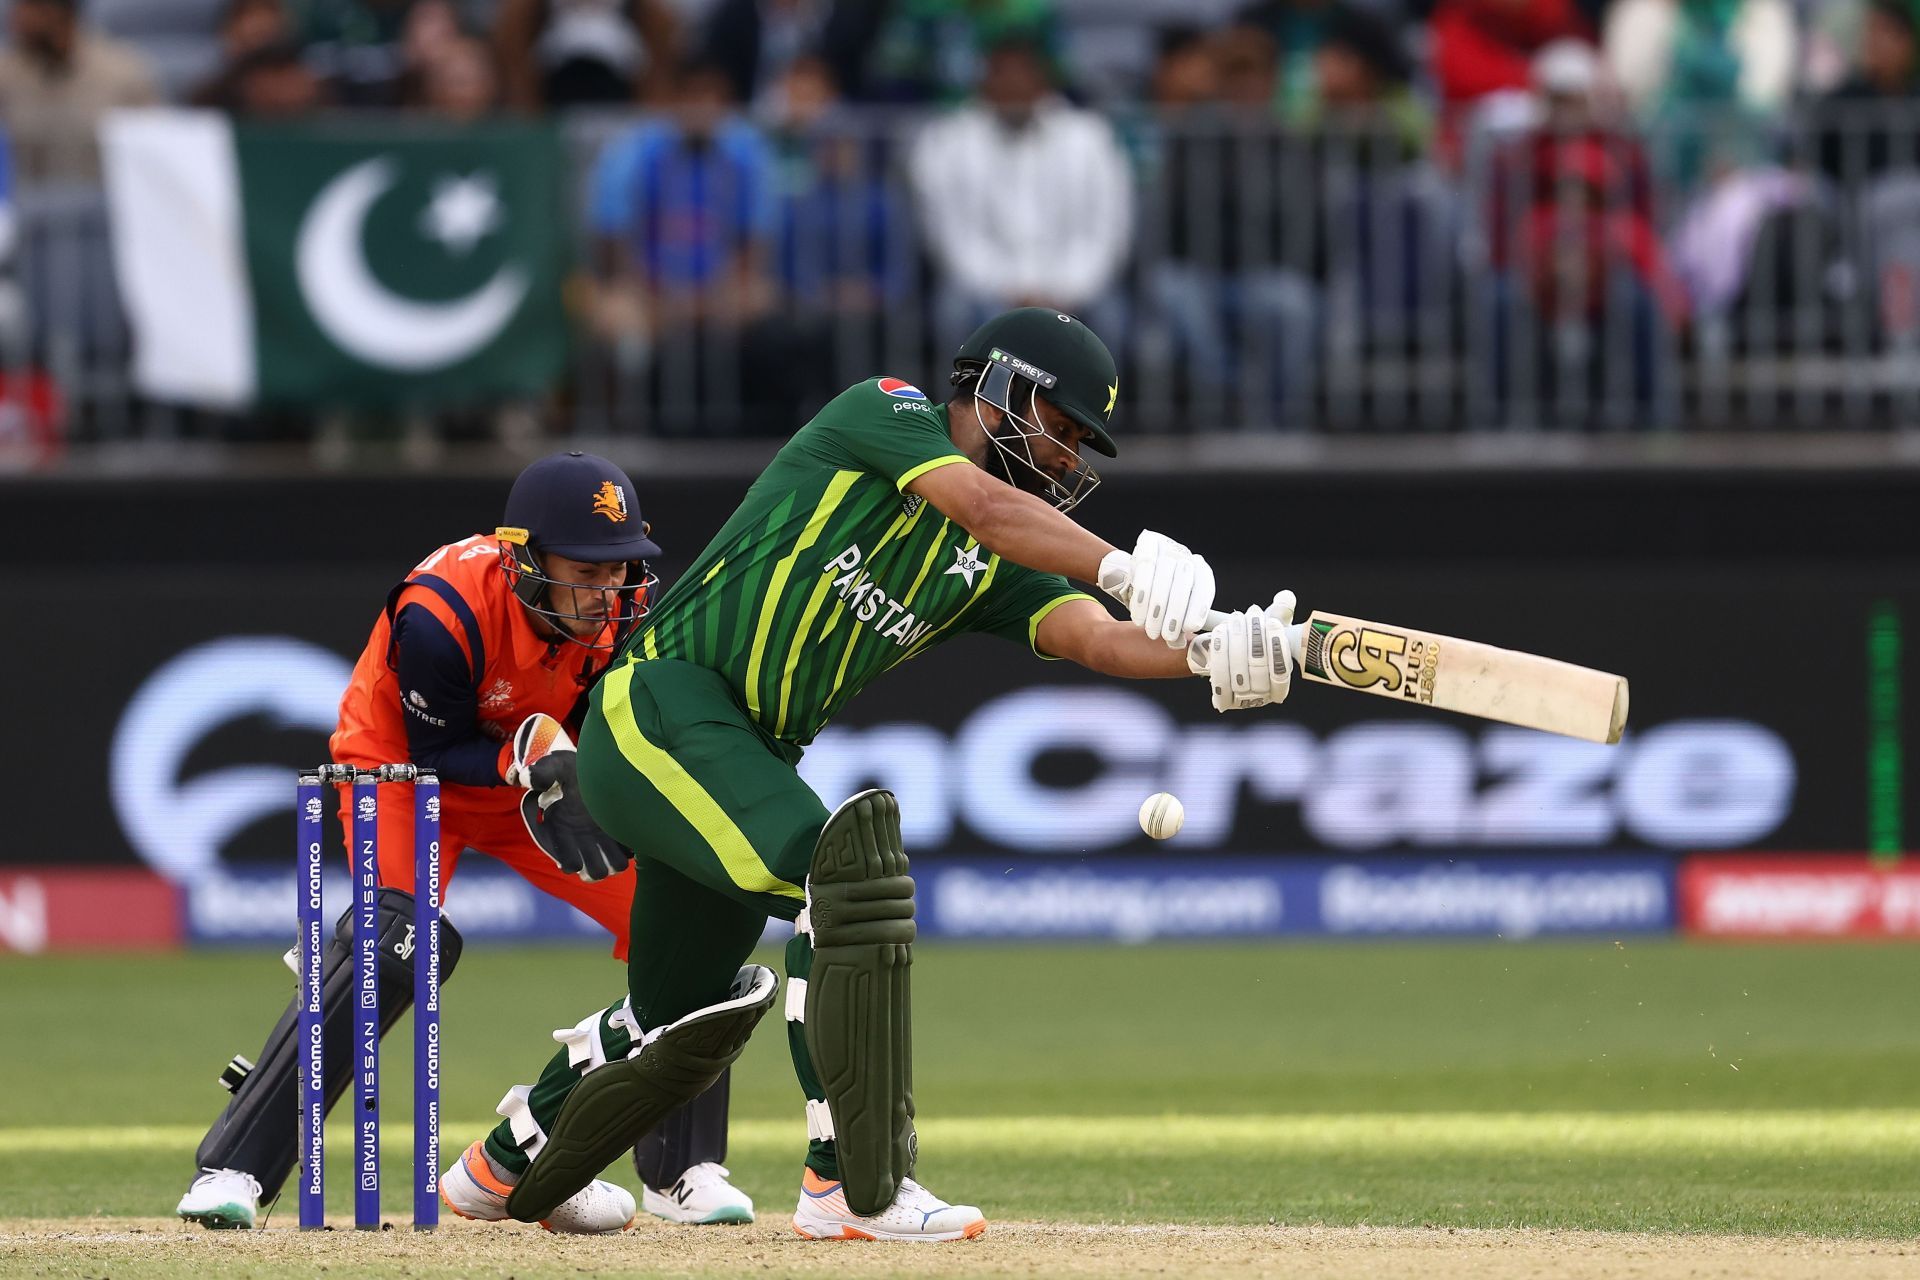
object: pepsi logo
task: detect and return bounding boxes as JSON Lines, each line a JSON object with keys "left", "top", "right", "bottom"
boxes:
{"left": 877, "top": 378, "right": 927, "bottom": 401}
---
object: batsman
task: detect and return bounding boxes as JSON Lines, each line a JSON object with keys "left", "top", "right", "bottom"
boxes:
{"left": 461, "top": 308, "right": 1298, "bottom": 1241}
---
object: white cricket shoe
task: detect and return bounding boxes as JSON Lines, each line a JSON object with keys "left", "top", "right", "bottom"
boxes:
{"left": 176, "top": 1167, "right": 262, "bottom": 1230}
{"left": 791, "top": 1168, "right": 986, "bottom": 1242}
{"left": 643, "top": 1161, "right": 755, "bottom": 1224}
{"left": 440, "top": 1139, "right": 636, "bottom": 1234}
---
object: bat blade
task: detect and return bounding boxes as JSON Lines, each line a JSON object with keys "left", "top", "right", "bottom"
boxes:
{"left": 1294, "top": 611, "right": 1628, "bottom": 744}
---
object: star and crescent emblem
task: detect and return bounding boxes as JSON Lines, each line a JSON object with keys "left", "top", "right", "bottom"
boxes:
{"left": 944, "top": 542, "right": 988, "bottom": 587}
{"left": 294, "top": 157, "right": 528, "bottom": 373}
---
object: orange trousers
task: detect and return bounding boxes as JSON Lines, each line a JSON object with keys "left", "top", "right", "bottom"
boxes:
{"left": 334, "top": 779, "right": 635, "bottom": 960}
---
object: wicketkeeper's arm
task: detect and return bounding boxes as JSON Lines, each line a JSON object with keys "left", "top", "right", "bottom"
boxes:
{"left": 391, "top": 603, "right": 517, "bottom": 786}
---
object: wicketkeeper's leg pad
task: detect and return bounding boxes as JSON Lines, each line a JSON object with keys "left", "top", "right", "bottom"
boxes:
{"left": 504, "top": 965, "right": 777, "bottom": 1223}
{"left": 193, "top": 888, "right": 463, "bottom": 1199}
{"left": 803, "top": 788, "right": 916, "bottom": 1217}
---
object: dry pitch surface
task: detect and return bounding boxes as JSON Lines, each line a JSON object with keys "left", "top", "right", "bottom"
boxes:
{"left": 2, "top": 1217, "right": 1915, "bottom": 1280}
{"left": 11, "top": 946, "right": 1919, "bottom": 1275}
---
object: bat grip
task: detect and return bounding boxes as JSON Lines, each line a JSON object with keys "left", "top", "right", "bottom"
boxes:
{"left": 1184, "top": 617, "right": 1306, "bottom": 679}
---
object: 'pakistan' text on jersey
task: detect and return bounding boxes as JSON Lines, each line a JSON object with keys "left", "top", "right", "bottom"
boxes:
{"left": 626, "top": 378, "right": 1091, "bottom": 745}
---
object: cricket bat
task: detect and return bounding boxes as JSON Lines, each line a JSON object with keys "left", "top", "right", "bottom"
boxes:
{"left": 1100, "top": 569, "right": 1626, "bottom": 743}
{"left": 1282, "top": 611, "right": 1629, "bottom": 745}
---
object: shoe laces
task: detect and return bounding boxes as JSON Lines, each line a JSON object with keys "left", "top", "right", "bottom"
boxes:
{"left": 197, "top": 1168, "right": 263, "bottom": 1199}
{"left": 676, "top": 1162, "right": 732, "bottom": 1191}
{"left": 891, "top": 1177, "right": 946, "bottom": 1212}
{"left": 572, "top": 1178, "right": 621, "bottom": 1204}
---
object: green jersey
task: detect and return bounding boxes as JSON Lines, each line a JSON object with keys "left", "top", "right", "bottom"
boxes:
{"left": 627, "top": 377, "right": 1091, "bottom": 745}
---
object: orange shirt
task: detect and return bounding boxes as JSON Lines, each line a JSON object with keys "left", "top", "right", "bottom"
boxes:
{"left": 330, "top": 533, "right": 618, "bottom": 800}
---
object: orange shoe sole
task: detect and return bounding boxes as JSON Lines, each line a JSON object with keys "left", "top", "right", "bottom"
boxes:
{"left": 792, "top": 1219, "right": 987, "bottom": 1242}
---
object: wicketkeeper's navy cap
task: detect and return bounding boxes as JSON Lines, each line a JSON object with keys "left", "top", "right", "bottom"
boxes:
{"left": 501, "top": 451, "right": 662, "bottom": 562}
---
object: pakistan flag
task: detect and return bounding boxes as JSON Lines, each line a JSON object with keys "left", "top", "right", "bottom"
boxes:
{"left": 102, "top": 110, "right": 566, "bottom": 409}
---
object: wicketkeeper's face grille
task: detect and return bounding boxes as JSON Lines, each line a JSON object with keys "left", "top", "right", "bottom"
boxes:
{"left": 503, "top": 540, "right": 658, "bottom": 651}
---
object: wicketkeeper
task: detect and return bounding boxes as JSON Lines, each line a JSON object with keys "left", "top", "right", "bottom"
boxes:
{"left": 453, "top": 309, "right": 1296, "bottom": 1240}
{"left": 178, "top": 452, "right": 751, "bottom": 1232}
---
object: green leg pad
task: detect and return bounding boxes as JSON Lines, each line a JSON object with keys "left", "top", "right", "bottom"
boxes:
{"left": 804, "top": 788, "right": 916, "bottom": 1217}
{"left": 505, "top": 965, "right": 777, "bottom": 1222}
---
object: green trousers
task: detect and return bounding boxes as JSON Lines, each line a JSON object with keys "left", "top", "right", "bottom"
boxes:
{"left": 484, "top": 658, "right": 839, "bottom": 1178}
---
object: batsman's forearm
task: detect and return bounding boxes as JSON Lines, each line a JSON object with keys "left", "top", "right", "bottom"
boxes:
{"left": 1090, "top": 624, "right": 1196, "bottom": 678}
{"left": 953, "top": 483, "right": 1115, "bottom": 582}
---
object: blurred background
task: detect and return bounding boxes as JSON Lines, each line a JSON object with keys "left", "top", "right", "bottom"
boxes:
{"left": 0, "top": 0, "right": 1915, "bottom": 953}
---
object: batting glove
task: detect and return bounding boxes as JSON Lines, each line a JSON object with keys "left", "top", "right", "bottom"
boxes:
{"left": 1188, "top": 590, "right": 1296, "bottom": 713}
{"left": 1097, "top": 530, "right": 1217, "bottom": 648}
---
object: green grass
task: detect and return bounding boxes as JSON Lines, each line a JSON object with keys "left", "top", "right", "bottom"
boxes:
{"left": 2, "top": 941, "right": 1917, "bottom": 1237}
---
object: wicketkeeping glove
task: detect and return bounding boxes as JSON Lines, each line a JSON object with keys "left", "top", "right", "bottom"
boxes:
{"left": 507, "top": 713, "right": 632, "bottom": 882}
{"left": 1188, "top": 590, "right": 1297, "bottom": 713}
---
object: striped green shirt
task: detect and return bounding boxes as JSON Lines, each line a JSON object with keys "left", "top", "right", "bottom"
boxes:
{"left": 626, "top": 378, "right": 1092, "bottom": 745}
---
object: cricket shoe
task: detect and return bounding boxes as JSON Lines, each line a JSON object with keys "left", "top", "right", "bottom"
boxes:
{"left": 792, "top": 1169, "right": 986, "bottom": 1242}
{"left": 643, "top": 1162, "right": 755, "bottom": 1224}
{"left": 176, "top": 1167, "right": 262, "bottom": 1230}
{"left": 440, "top": 1139, "right": 636, "bottom": 1234}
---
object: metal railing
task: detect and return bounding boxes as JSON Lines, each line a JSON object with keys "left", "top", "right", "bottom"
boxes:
{"left": 9, "top": 104, "right": 1920, "bottom": 455}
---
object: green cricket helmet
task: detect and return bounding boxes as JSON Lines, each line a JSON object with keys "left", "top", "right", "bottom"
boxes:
{"left": 951, "top": 308, "right": 1118, "bottom": 512}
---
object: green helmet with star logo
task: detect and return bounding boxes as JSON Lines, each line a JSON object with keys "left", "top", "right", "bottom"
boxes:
{"left": 953, "top": 308, "right": 1120, "bottom": 457}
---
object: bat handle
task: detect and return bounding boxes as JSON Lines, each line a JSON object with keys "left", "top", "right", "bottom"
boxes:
{"left": 1190, "top": 619, "right": 1306, "bottom": 682}
{"left": 1183, "top": 618, "right": 1305, "bottom": 679}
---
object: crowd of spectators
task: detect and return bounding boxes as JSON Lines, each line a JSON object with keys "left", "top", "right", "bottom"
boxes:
{"left": 0, "top": 0, "right": 1918, "bottom": 437}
